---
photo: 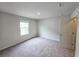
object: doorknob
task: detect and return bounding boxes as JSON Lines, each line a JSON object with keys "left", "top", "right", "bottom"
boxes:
{"left": 60, "top": 33, "right": 62, "bottom": 36}
{"left": 72, "top": 32, "right": 74, "bottom": 35}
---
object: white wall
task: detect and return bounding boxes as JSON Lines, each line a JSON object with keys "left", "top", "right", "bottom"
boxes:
{"left": 38, "top": 17, "right": 62, "bottom": 41}
{"left": 0, "top": 12, "right": 37, "bottom": 51}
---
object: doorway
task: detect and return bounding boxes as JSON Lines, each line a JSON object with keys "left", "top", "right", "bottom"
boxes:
{"left": 60, "top": 16, "right": 77, "bottom": 51}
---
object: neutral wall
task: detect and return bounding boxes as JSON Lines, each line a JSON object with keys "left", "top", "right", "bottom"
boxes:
{"left": 38, "top": 17, "right": 62, "bottom": 41}
{"left": 0, "top": 12, "right": 37, "bottom": 51}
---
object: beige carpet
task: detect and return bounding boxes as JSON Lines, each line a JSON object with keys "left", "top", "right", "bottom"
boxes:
{"left": 0, "top": 37, "right": 74, "bottom": 57}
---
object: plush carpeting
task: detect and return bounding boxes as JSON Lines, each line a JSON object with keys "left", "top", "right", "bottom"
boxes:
{"left": 0, "top": 37, "right": 74, "bottom": 57}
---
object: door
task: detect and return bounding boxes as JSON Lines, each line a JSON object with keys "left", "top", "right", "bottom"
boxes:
{"left": 60, "top": 17, "right": 77, "bottom": 49}
{"left": 71, "top": 17, "right": 77, "bottom": 50}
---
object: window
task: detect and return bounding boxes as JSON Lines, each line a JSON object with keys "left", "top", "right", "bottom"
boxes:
{"left": 20, "top": 22, "right": 29, "bottom": 36}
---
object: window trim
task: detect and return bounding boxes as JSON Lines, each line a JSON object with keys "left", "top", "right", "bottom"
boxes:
{"left": 20, "top": 21, "right": 29, "bottom": 36}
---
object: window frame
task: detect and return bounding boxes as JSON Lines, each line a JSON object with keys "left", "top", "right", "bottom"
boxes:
{"left": 20, "top": 21, "right": 29, "bottom": 36}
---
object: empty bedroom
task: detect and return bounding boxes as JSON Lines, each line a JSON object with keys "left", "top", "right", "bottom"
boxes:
{"left": 0, "top": 2, "right": 79, "bottom": 57}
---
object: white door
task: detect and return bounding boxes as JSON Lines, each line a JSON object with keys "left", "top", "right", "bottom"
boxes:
{"left": 60, "top": 17, "right": 77, "bottom": 49}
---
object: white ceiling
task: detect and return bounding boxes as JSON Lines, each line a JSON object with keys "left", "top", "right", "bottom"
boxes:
{"left": 0, "top": 2, "right": 79, "bottom": 19}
